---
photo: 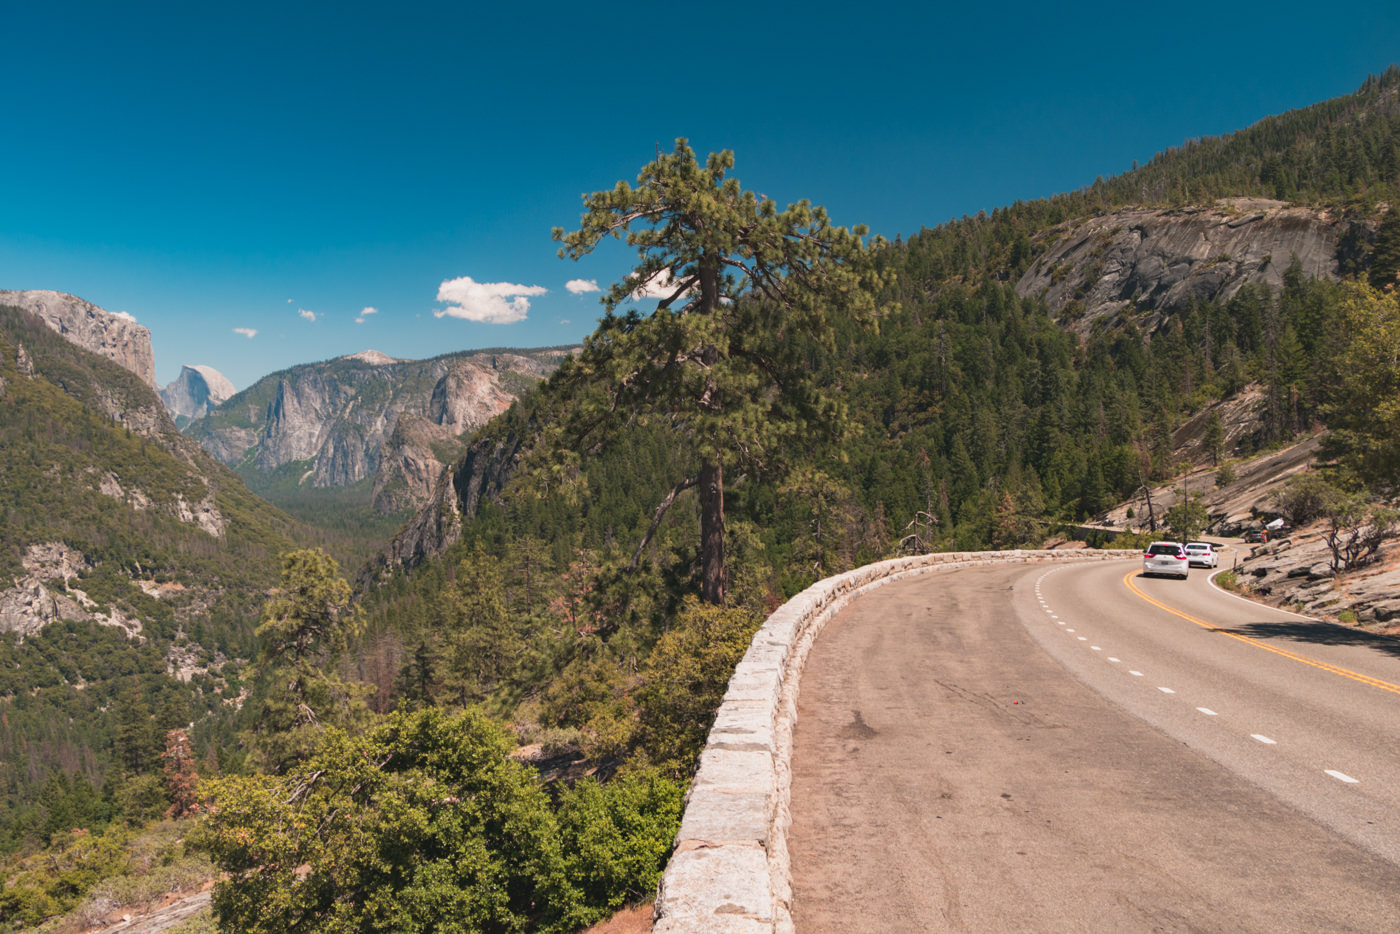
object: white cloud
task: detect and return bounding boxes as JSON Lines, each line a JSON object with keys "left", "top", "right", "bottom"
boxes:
{"left": 435, "top": 276, "right": 547, "bottom": 324}
{"left": 630, "top": 267, "right": 691, "bottom": 301}
{"left": 113, "top": 310, "right": 137, "bottom": 323}
{"left": 566, "top": 278, "right": 600, "bottom": 295}
{"left": 234, "top": 327, "right": 258, "bottom": 338}
{"left": 299, "top": 308, "right": 318, "bottom": 322}
{"left": 355, "top": 306, "right": 378, "bottom": 324}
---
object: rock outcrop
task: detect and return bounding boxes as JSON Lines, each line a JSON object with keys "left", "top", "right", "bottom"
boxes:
{"left": 365, "top": 431, "right": 524, "bottom": 583}
{"left": 0, "top": 289, "right": 157, "bottom": 387}
{"left": 1015, "top": 199, "right": 1341, "bottom": 333}
{"left": 0, "top": 543, "right": 142, "bottom": 640}
{"left": 160, "top": 364, "right": 236, "bottom": 422}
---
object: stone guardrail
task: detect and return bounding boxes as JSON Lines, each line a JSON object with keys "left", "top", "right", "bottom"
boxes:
{"left": 652, "top": 548, "right": 1140, "bottom": 933}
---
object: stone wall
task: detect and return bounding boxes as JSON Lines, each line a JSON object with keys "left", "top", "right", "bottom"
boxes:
{"left": 652, "top": 548, "right": 1139, "bottom": 933}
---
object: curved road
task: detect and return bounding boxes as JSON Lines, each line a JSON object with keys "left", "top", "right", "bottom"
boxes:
{"left": 788, "top": 556, "right": 1400, "bottom": 932}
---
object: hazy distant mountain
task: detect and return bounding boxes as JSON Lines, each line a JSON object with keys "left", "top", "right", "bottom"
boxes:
{"left": 187, "top": 347, "right": 574, "bottom": 514}
{"left": 0, "top": 289, "right": 156, "bottom": 387}
{"left": 161, "top": 363, "right": 237, "bottom": 424}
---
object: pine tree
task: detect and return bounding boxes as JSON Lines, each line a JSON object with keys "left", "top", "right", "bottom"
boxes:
{"left": 553, "top": 139, "right": 885, "bottom": 603}
{"left": 245, "top": 549, "right": 369, "bottom": 772}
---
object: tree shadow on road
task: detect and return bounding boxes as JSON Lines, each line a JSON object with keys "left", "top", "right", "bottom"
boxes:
{"left": 1216, "top": 621, "right": 1400, "bottom": 659}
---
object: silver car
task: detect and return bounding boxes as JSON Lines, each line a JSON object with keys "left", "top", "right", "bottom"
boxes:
{"left": 1143, "top": 541, "right": 1190, "bottom": 579}
{"left": 1184, "top": 542, "right": 1218, "bottom": 568}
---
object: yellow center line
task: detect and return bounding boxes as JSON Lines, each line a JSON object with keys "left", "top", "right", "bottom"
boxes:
{"left": 1121, "top": 570, "right": 1400, "bottom": 697}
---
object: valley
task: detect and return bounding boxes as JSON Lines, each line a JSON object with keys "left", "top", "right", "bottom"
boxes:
{"left": 2, "top": 66, "right": 1399, "bottom": 934}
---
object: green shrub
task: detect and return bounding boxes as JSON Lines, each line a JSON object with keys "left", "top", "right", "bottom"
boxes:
{"left": 630, "top": 598, "right": 763, "bottom": 777}
{"left": 557, "top": 768, "right": 685, "bottom": 916}
{"left": 206, "top": 708, "right": 596, "bottom": 934}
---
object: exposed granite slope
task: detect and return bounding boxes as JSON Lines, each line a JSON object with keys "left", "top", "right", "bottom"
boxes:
{"left": 1016, "top": 199, "right": 1341, "bottom": 333}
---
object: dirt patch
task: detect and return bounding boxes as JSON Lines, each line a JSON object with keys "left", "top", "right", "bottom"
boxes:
{"left": 581, "top": 903, "right": 653, "bottom": 934}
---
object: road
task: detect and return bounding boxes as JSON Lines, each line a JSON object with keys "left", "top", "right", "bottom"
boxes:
{"left": 787, "top": 556, "right": 1400, "bottom": 932}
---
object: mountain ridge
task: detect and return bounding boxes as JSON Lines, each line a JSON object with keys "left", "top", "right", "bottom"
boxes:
{"left": 186, "top": 346, "right": 575, "bottom": 514}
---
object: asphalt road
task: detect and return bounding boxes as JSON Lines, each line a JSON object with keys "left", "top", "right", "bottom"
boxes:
{"left": 787, "top": 557, "right": 1400, "bottom": 932}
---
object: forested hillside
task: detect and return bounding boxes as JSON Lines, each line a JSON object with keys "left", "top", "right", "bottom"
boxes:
{"left": 5, "top": 69, "right": 1400, "bottom": 933}
{"left": 0, "top": 305, "right": 307, "bottom": 866}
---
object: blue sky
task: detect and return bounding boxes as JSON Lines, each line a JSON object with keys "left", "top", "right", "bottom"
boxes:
{"left": 4, "top": 1, "right": 1397, "bottom": 390}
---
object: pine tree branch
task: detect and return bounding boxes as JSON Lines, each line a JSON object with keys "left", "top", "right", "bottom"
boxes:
{"left": 629, "top": 476, "right": 699, "bottom": 571}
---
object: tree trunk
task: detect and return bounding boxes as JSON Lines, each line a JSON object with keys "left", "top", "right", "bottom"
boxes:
{"left": 699, "top": 459, "right": 726, "bottom": 604}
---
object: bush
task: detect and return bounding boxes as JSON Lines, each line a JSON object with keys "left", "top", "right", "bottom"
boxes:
{"left": 206, "top": 707, "right": 680, "bottom": 934}
{"left": 1270, "top": 473, "right": 1344, "bottom": 525}
{"left": 556, "top": 768, "right": 685, "bottom": 915}
{"left": 630, "top": 599, "right": 763, "bottom": 777}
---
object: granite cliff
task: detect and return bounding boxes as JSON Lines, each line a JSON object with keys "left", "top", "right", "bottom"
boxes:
{"left": 1015, "top": 198, "right": 1343, "bottom": 333}
{"left": 160, "top": 363, "right": 236, "bottom": 424}
{"left": 364, "top": 430, "right": 525, "bottom": 583}
{"left": 187, "top": 347, "right": 571, "bottom": 513}
{"left": 0, "top": 289, "right": 157, "bottom": 387}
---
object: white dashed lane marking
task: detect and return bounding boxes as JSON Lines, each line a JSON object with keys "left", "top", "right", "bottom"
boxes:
{"left": 1034, "top": 571, "right": 1366, "bottom": 790}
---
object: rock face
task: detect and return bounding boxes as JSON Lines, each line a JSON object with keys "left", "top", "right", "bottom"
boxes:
{"left": 189, "top": 348, "right": 570, "bottom": 512}
{"left": 1015, "top": 199, "right": 1341, "bottom": 333}
{"left": 160, "top": 364, "right": 236, "bottom": 422}
{"left": 0, "top": 543, "right": 141, "bottom": 640}
{"left": 0, "top": 289, "right": 157, "bottom": 387}
{"left": 365, "top": 431, "right": 524, "bottom": 583}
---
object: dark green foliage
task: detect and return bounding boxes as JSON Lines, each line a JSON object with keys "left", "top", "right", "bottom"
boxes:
{"left": 553, "top": 139, "right": 885, "bottom": 603}
{"left": 242, "top": 550, "right": 370, "bottom": 774}
{"left": 1321, "top": 283, "right": 1400, "bottom": 491}
{"left": 1163, "top": 496, "right": 1209, "bottom": 541}
{"left": 1370, "top": 209, "right": 1400, "bottom": 289}
{"left": 555, "top": 769, "right": 685, "bottom": 914}
{"left": 205, "top": 708, "right": 683, "bottom": 934}
{"left": 629, "top": 599, "right": 764, "bottom": 777}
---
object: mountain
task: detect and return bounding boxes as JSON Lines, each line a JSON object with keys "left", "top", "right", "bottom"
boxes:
{"left": 0, "top": 300, "right": 307, "bottom": 850}
{"left": 186, "top": 347, "right": 573, "bottom": 515}
{"left": 0, "top": 289, "right": 156, "bottom": 388}
{"left": 160, "top": 363, "right": 236, "bottom": 425}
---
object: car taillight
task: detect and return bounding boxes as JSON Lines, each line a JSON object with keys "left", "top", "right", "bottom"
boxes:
{"left": 1144, "top": 553, "right": 1152, "bottom": 558}
{"left": 1176, "top": 554, "right": 1188, "bottom": 559}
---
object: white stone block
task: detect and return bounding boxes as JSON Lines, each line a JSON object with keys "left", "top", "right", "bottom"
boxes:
{"left": 655, "top": 845, "right": 774, "bottom": 929}
{"left": 676, "top": 790, "right": 771, "bottom": 846}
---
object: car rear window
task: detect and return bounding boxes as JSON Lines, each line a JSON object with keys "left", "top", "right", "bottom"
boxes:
{"left": 1147, "top": 544, "right": 1180, "bottom": 556}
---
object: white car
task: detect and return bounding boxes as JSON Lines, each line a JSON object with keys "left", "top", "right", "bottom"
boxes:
{"left": 1184, "top": 542, "right": 1218, "bottom": 568}
{"left": 1143, "top": 541, "right": 1190, "bottom": 579}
